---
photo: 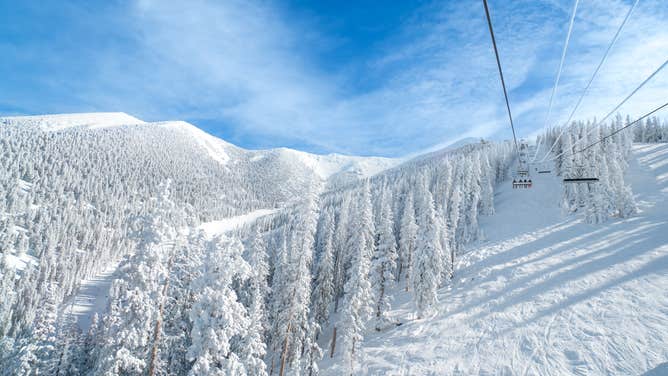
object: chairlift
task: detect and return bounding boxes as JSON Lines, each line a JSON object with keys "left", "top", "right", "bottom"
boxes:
{"left": 512, "top": 141, "right": 534, "bottom": 189}
{"left": 512, "top": 177, "right": 532, "bottom": 189}
{"left": 563, "top": 164, "right": 599, "bottom": 183}
{"left": 563, "top": 177, "right": 599, "bottom": 183}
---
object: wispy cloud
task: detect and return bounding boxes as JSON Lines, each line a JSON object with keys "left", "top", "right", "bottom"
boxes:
{"left": 1, "top": 0, "right": 666, "bottom": 156}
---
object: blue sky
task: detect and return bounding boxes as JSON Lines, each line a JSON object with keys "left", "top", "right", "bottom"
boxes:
{"left": 1, "top": 0, "right": 667, "bottom": 156}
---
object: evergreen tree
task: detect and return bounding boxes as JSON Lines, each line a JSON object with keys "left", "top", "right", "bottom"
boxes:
{"left": 241, "top": 227, "right": 269, "bottom": 376}
{"left": 398, "top": 192, "right": 417, "bottom": 290}
{"left": 411, "top": 177, "right": 444, "bottom": 318}
{"left": 371, "top": 190, "right": 397, "bottom": 331}
{"left": 311, "top": 207, "right": 336, "bottom": 330}
{"left": 339, "top": 182, "right": 374, "bottom": 373}
{"left": 187, "top": 236, "right": 250, "bottom": 376}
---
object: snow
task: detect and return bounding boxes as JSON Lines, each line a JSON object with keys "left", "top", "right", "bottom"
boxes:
{"left": 322, "top": 143, "right": 668, "bottom": 375}
{"left": 267, "top": 148, "right": 400, "bottom": 180}
{"left": 4, "top": 253, "right": 37, "bottom": 271}
{"left": 67, "top": 261, "right": 120, "bottom": 331}
{"left": 0, "top": 112, "right": 144, "bottom": 131}
{"left": 199, "top": 209, "right": 277, "bottom": 238}
{"left": 3, "top": 111, "right": 399, "bottom": 179}
{"left": 156, "top": 121, "right": 232, "bottom": 166}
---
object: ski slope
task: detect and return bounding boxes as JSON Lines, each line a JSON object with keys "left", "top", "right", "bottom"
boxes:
{"left": 199, "top": 209, "right": 277, "bottom": 238}
{"left": 341, "top": 143, "right": 668, "bottom": 375}
{"left": 66, "top": 261, "right": 120, "bottom": 331}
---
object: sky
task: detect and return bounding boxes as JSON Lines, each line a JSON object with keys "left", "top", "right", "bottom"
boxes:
{"left": 0, "top": 0, "right": 667, "bottom": 157}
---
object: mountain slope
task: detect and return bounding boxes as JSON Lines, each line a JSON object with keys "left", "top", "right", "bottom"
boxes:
{"left": 0, "top": 112, "right": 145, "bottom": 131}
{"left": 349, "top": 143, "right": 668, "bottom": 375}
{"left": 4, "top": 111, "right": 655, "bottom": 375}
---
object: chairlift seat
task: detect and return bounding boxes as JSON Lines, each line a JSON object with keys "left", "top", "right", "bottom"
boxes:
{"left": 563, "top": 177, "right": 599, "bottom": 183}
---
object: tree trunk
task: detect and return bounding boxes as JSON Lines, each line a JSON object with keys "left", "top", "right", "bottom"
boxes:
{"left": 329, "top": 326, "right": 337, "bottom": 358}
{"left": 375, "top": 274, "right": 385, "bottom": 331}
{"left": 279, "top": 321, "right": 292, "bottom": 376}
{"left": 449, "top": 247, "right": 455, "bottom": 279}
{"left": 148, "top": 246, "right": 175, "bottom": 376}
{"left": 405, "top": 250, "right": 412, "bottom": 291}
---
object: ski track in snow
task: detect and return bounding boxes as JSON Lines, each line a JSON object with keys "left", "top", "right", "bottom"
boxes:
{"left": 199, "top": 209, "right": 277, "bottom": 238}
{"left": 65, "top": 209, "right": 276, "bottom": 331}
{"left": 67, "top": 261, "right": 121, "bottom": 332}
{"left": 326, "top": 143, "right": 668, "bottom": 375}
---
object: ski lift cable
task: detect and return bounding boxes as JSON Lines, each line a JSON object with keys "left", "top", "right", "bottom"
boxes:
{"left": 552, "top": 100, "right": 668, "bottom": 161}
{"left": 543, "top": 57, "right": 668, "bottom": 162}
{"left": 482, "top": 0, "right": 519, "bottom": 157}
{"left": 532, "top": 0, "right": 580, "bottom": 163}
{"left": 539, "top": 0, "right": 641, "bottom": 163}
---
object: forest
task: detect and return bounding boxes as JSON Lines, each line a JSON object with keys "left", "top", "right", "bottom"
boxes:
{"left": 0, "top": 114, "right": 664, "bottom": 375}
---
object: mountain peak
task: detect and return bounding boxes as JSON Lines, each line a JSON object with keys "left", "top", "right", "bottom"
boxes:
{"left": 0, "top": 112, "right": 145, "bottom": 131}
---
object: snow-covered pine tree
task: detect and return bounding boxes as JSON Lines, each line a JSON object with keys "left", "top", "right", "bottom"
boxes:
{"left": 159, "top": 230, "right": 207, "bottom": 375}
{"left": 91, "top": 184, "right": 178, "bottom": 375}
{"left": 398, "top": 191, "right": 418, "bottom": 291}
{"left": 411, "top": 175, "right": 444, "bottom": 319}
{"left": 446, "top": 165, "right": 463, "bottom": 279}
{"left": 267, "top": 193, "right": 320, "bottom": 376}
{"left": 240, "top": 226, "right": 269, "bottom": 376}
{"left": 338, "top": 181, "right": 374, "bottom": 373}
{"left": 311, "top": 207, "right": 336, "bottom": 331}
{"left": 187, "top": 236, "right": 250, "bottom": 375}
{"left": 371, "top": 188, "right": 397, "bottom": 331}
{"left": 478, "top": 152, "right": 495, "bottom": 216}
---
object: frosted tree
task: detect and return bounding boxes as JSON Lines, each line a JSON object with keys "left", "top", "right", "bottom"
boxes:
{"left": 446, "top": 167, "right": 462, "bottom": 279}
{"left": 332, "top": 193, "right": 352, "bottom": 314}
{"left": 338, "top": 182, "right": 374, "bottom": 372}
{"left": 478, "top": 153, "right": 495, "bottom": 216}
{"left": 0, "top": 256, "right": 16, "bottom": 338}
{"left": 159, "top": 231, "right": 207, "bottom": 375}
{"left": 459, "top": 156, "right": 481, "bottom": 244}
{"left": 187, "top": 236, "right": 250, "bottom": 376}
{"left": 240, "top": 227, "right": 269, "bottom": 376}
{"left": 411, "top": 177, "right": 444, "bottom": 318}
{"left": 92, "top": 183, "right": 178, "bottom": 375}
{"left": 585, "top": 183, "right": 607, "bottom": 224}
{"left": 560, "top": 132, "right": 577, "bottom": 213}
{"left": 398, "top": 192, "right": 418, "bottom": 291}
{"left": 605, "top": 130, "right": 637, "bottom": 218}
{"left": 267, "top": 193, "right": 320, "bottom": 375}
{"left": 311, "top": 207, "right": 336, "bottom": 330}
{"left": 371, "top": 189, "right": 397, "bottom": 331}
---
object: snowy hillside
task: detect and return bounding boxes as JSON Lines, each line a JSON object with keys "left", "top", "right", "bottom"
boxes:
{"left": 1, "top": 112, "right": 399, "bottom": 188}
{"left": 335, "top": 143, "right": 668, "bottom": 375}
{"left": 1, "top": 111, "right": 666, "bottom": 375}
{"left": 0, "top": 112, "right": 145, "bottom": 131}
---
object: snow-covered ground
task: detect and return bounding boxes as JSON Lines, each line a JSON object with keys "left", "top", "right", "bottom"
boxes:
{"left": 199, "top": 209, "right": 277, "bottom": 238}
{"left": 325, "top": 143, "right": 668, "bottom": 375}
{"left": 262, "top": 147, "right": 400, "bottom": 180}
{"left": 0, "top": 112, "right": 144, "bottom": 131}
{"left": 156, "top": 121, "right": 233, "bottom": 166}
{"left": 67, "top": 261, "right": 121, "bottom": 331}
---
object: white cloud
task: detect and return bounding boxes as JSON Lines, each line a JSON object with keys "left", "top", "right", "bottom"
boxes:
{"left": 45, "top": 0, "right": 668, "bottom": 156}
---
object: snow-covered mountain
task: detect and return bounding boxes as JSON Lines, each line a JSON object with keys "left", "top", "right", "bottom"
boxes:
{"left": 1, "top": 112, "right": 402, "bottom": 220}
{"left": 3, "top": 112, "right": 398, "bottom": 183}
{"left": 1, "top": 112, "right": 666, "bottom": 375}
